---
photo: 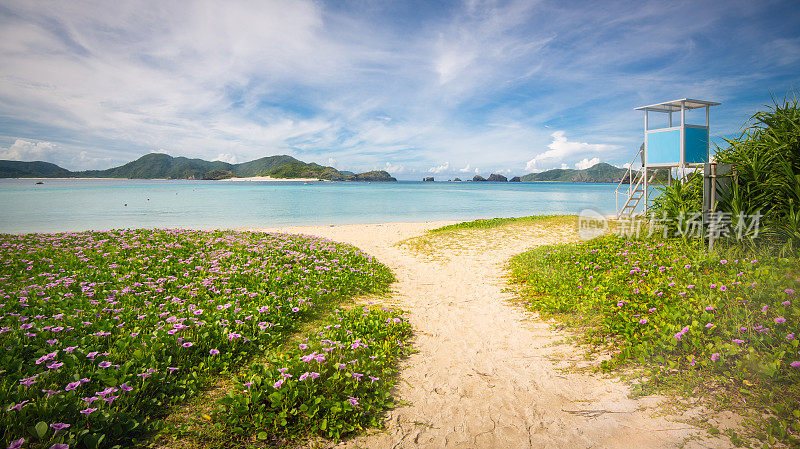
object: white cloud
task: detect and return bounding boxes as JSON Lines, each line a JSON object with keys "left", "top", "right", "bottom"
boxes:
{"left": 428, "top": 162, "right": 449, "bottom": 173}
{"left": 575, "top": 157, "right": 600, "bottom": 170}
{"left": 0, "top": 138, "right": 116, "bottom": 170}
{"left": 560, "top": 163, "right": 569, "bottom": 169}
{"left": 459, "top": 164, "right": 472, "bottom": 173}
{"left": 213, "top": 153, "right": 238, "bottom": 163}
{"left": 383, "top": 162, "right": 405, "bottom": 174}
{"left": 622, "top": 162, "right": 631, "bottom": 169}
{"left": 525, "top": 131, "right": 618, "bottom": 171}
{"left": 0, "top": 139, "right": 58, "bottom": 161}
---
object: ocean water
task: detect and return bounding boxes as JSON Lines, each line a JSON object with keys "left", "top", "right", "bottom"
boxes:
{"left": 0, "top": 179, "right": 619, "bottom": 233}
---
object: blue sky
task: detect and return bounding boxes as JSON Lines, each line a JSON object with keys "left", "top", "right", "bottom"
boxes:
{"left": 0, "top": 0, "right": 798, "bottom": 179}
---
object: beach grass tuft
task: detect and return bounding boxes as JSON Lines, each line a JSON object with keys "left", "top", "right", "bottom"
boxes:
{"left": 427, "top": 215, "right": 561, "bottom": 233}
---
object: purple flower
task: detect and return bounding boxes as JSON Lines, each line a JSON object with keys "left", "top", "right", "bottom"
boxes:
{"left": 273, "top": 378, "right": 284, "bottom": 389}
{"left": 786, "top": 289, "right": 796, "bottom": 295}
{"left": 50, "top": 423, "right": 70, "bottom": 434}
{"left": 348, "top": 396, "right": 359, "bottom": 407}
{"left": 720, "top": 259, "right": 727, "bottom": 264}
{"left": 209, "top": 348, "right": 219, "bottom": 355}
{"left": 299, "top": 372, "right": 309, "bottom": 381}
{"left": 7, "top": 438, "right": 24, "bottom": 449}
{"left": 719, "top": 285, "right": 727, "bottom": 292}
{"left": 82, "top": 396, "right": 98, "bottom": 404}
{"left": 788, "top": 333, "right": 795, "bottom": 340}
{"left": 299, "top": 343, "right": 308, "bottom": 350}
{"left": 639, "top": 318, "right": 648, "bottom": 324}
{"left": 65, "top": 381, "right": 81, "bottom": 391}
{"left": 687, "top": 284, "right": 695, "bottom": 289}
{"left": 711, "top": 353, "right": 720, "bottom": 361}
{"left": 705, "top": 323, "right": 714, "bottom": 328}
{"left": 705, "top": 306, "right": 714, "bottom": 311}
{"left": 710, "top": 284, "right": 717, "bottom": 289}
{"left": 47, "top": 361, "right": 64, "bottom": 370}
{"left": 50, "top": 444, "right": 69, "bottom": 449}
{"left": 762, "top": 305, "right": 769, "bottom": 313}
{"left": 19, "top": 376, "right": 38, "bottom": 387}
{"left": 42, "top": 389, "right": 59, "bottom": 397}
{"left": 6, "top": 400, "right": 29, "bottom": 412}
{"left": 733, "top": 339, "right": 745, "bottom": 345}
{"left": 788, "top": 360, "right": 800, "bottom": 368}
{"left": 783, "top": 301, "right": 791, "bottom": 306}
{"left": 181, "top": 342, "right": 193, "bottom": 348}
{"left": 79, "top": 407, "right": 97, "bottom": 416}
{"left": 120, "top": 383, "right": 133, "bottom": 392}
{"left": 98, "top": 361, "right": 112, "bottom": 368}
{"left": 775, "top": 317, "right": 787, "bottom": 324}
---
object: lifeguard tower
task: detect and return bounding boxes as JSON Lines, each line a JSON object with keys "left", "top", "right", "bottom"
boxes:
{"left": 616, "top": 98, "right": 720, "bottom": 218}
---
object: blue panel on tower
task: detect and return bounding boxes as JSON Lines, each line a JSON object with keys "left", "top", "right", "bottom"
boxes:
{"left": 684, "top": 127, "right": 709, "bottom": 163}
{"left": 646, "top": 129, "right": 680, "bottom": 164}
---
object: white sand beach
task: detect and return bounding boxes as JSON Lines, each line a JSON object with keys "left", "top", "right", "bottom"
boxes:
{"left": 252, "top": 220, "right": 734, "bottom": 449}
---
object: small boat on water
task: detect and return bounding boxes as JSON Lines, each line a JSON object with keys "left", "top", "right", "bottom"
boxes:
{"left": 35, "top": 181, "right": 44, "bottom": 185}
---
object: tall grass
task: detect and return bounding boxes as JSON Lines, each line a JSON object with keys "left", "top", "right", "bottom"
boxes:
{"left": 717, "top": 95, "right": 800, "bottom": 252}
{"left": 651, "top": 95, "right": 800, "bottom": 253}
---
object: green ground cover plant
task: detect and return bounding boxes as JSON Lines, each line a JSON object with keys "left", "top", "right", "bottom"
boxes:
{"left": 0, "top": 229, "right": 404, "bottom": 448}
{"left": 510, "top": 236, "right": 800, "bottom": 446}
{"left": 428, "top": 215, "right": 558, "bottom": 233}
{"left": 214, "top": 305, "right": 411, "bottom": 445}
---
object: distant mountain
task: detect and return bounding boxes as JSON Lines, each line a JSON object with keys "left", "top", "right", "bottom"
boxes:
{"left": 520, "top": 162, "right": 627, "bottom": 183}
{"left": 0, "top": 153, "right": 397, "bottom": 182}
{"left": 349, "top": 171, "right": 396, "bottom": 182}
{"left": 230, "top": 155, "right": 299, "bottom": 177}
{"left": 0, "top": 160, "right": 72, "bottom": 178}
{"left": 78, "top": 153, "right": 230, "bottom": 179}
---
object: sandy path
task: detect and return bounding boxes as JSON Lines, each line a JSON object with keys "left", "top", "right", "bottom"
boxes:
{"left": 253, "top": 221, "right": 731, "bottom": 449}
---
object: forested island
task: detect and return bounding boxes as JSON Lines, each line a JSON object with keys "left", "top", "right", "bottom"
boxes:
{"left": 0, "top": 153, "right": 396, "bottom": 181}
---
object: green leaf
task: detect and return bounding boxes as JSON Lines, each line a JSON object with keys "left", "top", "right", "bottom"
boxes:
{"left": 34, "top": 421, "right": 49, "bottom": 439}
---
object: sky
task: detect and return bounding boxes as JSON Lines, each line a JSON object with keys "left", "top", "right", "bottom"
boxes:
{"left": 0, "top": 0, "right": 798, "bottom": 180}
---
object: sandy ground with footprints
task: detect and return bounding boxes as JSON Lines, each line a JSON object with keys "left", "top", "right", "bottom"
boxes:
{"left": 255, "top": 219, "right": 733, "bottom": 449}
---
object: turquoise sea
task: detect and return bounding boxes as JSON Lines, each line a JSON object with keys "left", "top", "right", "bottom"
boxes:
{"left": 0, "top": 179, "right": 618, "bottom": 233}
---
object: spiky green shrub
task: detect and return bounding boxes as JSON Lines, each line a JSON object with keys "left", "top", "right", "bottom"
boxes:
{"left": 715, "top": 95, "right": 800, "bottom": 253}
{"left": 650, "top": 171, "right": 703, "bottom": 237}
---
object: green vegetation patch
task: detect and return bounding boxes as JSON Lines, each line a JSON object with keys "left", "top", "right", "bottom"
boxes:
{"left": 214, "top": 306, "right": 411, "bottom": 445}
{"left": 0, "top": 229, "right": 402, "bottom": 448}
{"left": 428, "top": 215, "right": 560, "bottom": 233}
{"left": 510, "top": 235, "right": 800, "bottom": 446}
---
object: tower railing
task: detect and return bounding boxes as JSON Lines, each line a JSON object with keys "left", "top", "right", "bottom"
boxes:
{"left": 615, "top": 145, "right": 646, "bottom": 218}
